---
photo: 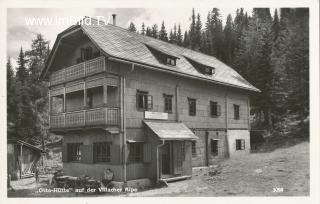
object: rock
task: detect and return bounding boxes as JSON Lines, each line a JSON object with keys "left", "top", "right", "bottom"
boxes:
{"left": 254, "top": 169, "right": 263, "bottom": 174}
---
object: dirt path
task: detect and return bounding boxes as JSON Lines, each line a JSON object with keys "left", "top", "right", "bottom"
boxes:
{"left": 128, "top": 141, "right": 309, "bottom": 196}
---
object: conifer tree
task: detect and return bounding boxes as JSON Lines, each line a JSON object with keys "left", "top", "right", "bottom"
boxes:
{"left": 141, "top": 22, "right": 146, "bottom": 35}
{"left": 128, "top": 22, "right": 137, "bottom": 32}
{"left": 159, "top": 21, "right": 168, "bottom": 41}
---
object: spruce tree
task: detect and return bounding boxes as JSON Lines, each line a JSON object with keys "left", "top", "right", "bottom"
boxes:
{"left": 141, "top": 22, "right": 146, "bottom": 35}
{"left": 128, "top": 22, "right": 137, "bottom": 32}
{"left": 159, "top": 21, "right": 168, "bottom": 41}
{"left": 151, "top": 24, "right": 158, "bottom": 38}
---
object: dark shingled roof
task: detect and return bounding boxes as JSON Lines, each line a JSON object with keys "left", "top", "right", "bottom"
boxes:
{"left": 43, "top": 18, "right": 260, "bottom": 92}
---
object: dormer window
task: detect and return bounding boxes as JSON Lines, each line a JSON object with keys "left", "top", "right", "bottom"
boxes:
{"left": 184, "top": 56, "right": 215, "bottom": 76}
{"left": 166, "top": 57, "right": 176, "bottom": 66}
{"left": 145, "top": 43, "right": 179, "bottom": 67}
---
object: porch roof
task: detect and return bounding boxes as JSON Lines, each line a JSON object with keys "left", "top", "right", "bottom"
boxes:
{"left": 144, "top": 121, "right": 199, "bottom": 140}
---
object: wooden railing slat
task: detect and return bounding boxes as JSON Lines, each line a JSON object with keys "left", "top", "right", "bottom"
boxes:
{"left": 50, "top": 107, "right": 119, "bottom": 129}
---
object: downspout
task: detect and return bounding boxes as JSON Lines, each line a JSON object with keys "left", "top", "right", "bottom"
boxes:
{"left": 175, "top": 84, "right": 179, "bottom": 122}
{"left": 225, "top": 93, "right": 230, "bottom": 158}
{"left": 121, "top": 63, "right": 135, "bottom": 188}
{"left": 156, "top": 140, "right": 165, "bottom": 182}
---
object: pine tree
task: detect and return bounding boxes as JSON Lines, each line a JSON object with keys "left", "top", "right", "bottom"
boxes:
{"left": 15, "top": 47, "right": 34, "bottom": 142}
{"left": 25, "top": 34, "right": 51, "bottom": 146}
{"left": 183, "top": 31, "right": 190, "bottom": 47}
{"left": 177, "top": 24, "right": 183, "bottom": 46}
{"left": 128, "top": 22, "right": 137, "bottom": 32}
{"left": 159, "top": 21, "right": 168, "bottom": 41}
{"left": 189, "top": 8, "right": 197, "bottom": 49}
{"left": 146, "top": 26, "right": 152, "bottom": 37}
{"left": 141, "top": 22, "right": 146, "bottom": 35}
{"left": 151, "top": 24, "right": 158, "bottom": 38}
{"left": 7, "top": 57, "right": 17, "bottom": 139}
{"left": 223, "top": 14, "right": 236, "bottom": 64}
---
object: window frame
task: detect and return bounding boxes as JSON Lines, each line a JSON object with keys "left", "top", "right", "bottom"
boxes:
{"left": 67, "top": 143, "right": 82, "bottom": 162}
{"left": 191, "top": 141, "right": 197, "bottom": 156}
{"left": 163, "top": 94, "right": 173, "bottom": 113}
{"left": 236, "top": 139, "right": 245, "bottom": 150}
{"left": 234, "top": 104, "right": 240, "bottom": 120}
{"left": 210, "top": 139, "right": 219, "bottom": 156}
{"left": 188, "top": 98, "right": 197, "bottom": 116}
{"left": 210, "top": 101, "right": 219, "bottom": 117}
{"left": 136, "top": 90, "right": 153, "bottom": 111}
{"left": 93, "top": 142, "right": 111, "bottom": 163}
{"left": 166, "top": 57, "right": 176, "bottom": 66}
{"left": 128, "top": 142, "right": 144, "bottom": 163}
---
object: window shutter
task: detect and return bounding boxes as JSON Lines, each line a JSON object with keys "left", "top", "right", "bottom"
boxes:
{"left": 80, "top": 145, "right": 93, "bottom": 164}
{"left": 143, "top": 143, "right": 152, "bottom": 163}
{"left": 62, "top": 144, "right": 68, "bottom": 162}
{"left": 110, "top": 144, "right": 120, "bottom": 165}
{"left": 217, "top": 104, "right": 221, "bottom": 116}
{"left": 147, "top": 95, "right": 153, "bottom": 110}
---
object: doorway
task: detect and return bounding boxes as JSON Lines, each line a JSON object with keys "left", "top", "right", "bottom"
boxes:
{"left": 160, "top": 141, "right": 185, "bottom": 179}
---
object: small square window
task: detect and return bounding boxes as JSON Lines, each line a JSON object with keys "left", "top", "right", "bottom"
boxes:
{"left": 236, "top": 139, "right": 245, "bottom": 150}
{"left": 67, "top": 143, "right": 82, "bottom": 162}
{"left": 166, "top": 57, "right": 176, "bottom": 66}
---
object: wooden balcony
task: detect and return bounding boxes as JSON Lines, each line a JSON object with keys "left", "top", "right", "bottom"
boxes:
{"left": 50, "top": 107, "right": 120, "bottom": 130}
{"left": 50, "top": 56, "right": 105, "bottom": 86}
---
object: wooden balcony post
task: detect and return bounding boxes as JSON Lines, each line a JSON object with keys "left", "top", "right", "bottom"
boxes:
{"left": 103, "top": 83, "right": 108, "bottom": 107}
{"left": 63, "top": 87, "right": 66, "bottom": 112}
{"left": 83, "top": 82, "right": 87, "bottom": 109}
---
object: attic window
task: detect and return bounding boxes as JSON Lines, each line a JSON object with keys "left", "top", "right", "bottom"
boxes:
{"left": 184, "top": 56, "right": 215, "bottom": 76}
{"left": 144, "top": 43, "right": 179, "bottom": 66}
{"left": 166, "top": 57, "right": 176, "bottom": 66}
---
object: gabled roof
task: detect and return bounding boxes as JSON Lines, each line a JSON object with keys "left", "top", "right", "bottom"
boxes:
{"left": 41, "top": 18, "right": 260, "bottom": 92}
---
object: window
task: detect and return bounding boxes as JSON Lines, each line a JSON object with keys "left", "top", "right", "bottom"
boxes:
{"left": 236, "top": 139, "right": 245, "bottom": 150}
{"left": 204, "top": 67, "right": 214, "bottom": 75}
{"left": 234, "top": 104, "right": 240, "bottom": 120}
{"left": 67, "top": 143, "right": 82, "bottom": 162}
{"left": 166, "top": 57, "right": 176, "bottom": 66}
{"left": 81, "top": 47, "right": 93, "bottom": 61}
{"left": 129, "top": 143, "right": 144, "bottom": 162}
{"left": 192, "top": 141, "right": 196, "bottom": 155}
{"left": 136, "top": 91, "right": 153, "bottom": 110}
{"left": 164, "top": 94, "right": 173, "bottom": 113}
{"left": 93, "top": 142, "right": 111, "bottom": 162}
{"left": 210, "top": 101, "right": 221, "bottom": 117}
{"left": 188, "top": 98, "right": 196, "bottom": 116}
{"left": 211, "top": 139, "right": 218, "bottom": 156}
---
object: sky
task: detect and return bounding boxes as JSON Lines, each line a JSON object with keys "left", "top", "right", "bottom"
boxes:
{"left": 7, "top": 7, "right": 275, "bottom": 68}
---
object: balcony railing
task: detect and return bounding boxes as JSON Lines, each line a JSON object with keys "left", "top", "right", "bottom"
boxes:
{"left": 50, "top": 56, "right": 105, "bottom": 86}
{"left": 50, "top": 107, "right": 120, "bottom": 129}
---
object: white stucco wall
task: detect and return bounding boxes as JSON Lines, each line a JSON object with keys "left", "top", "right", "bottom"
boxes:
{"left": 227, "top": 130, "right": 250, "bottom": 157}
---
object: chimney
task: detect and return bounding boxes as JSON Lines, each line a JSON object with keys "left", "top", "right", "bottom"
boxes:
{"left": 112, "top": 14, "right": 116, "bottom": 26}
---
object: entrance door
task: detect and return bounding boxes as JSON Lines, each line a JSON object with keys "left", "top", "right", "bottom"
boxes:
{"left": 173, "top": 141, "right": 184, "bottom": 175}
{"left": 161, "top": 143, "right": 171, "bottom": 175}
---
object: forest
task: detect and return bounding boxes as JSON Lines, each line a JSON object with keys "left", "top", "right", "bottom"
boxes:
{"left": 7, "top": 8, "right": 309, "bottom": 147}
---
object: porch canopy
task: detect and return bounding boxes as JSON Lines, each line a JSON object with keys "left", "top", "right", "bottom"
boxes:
{"left": 144, "top": 121, "right": 199, "bottom": 140}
